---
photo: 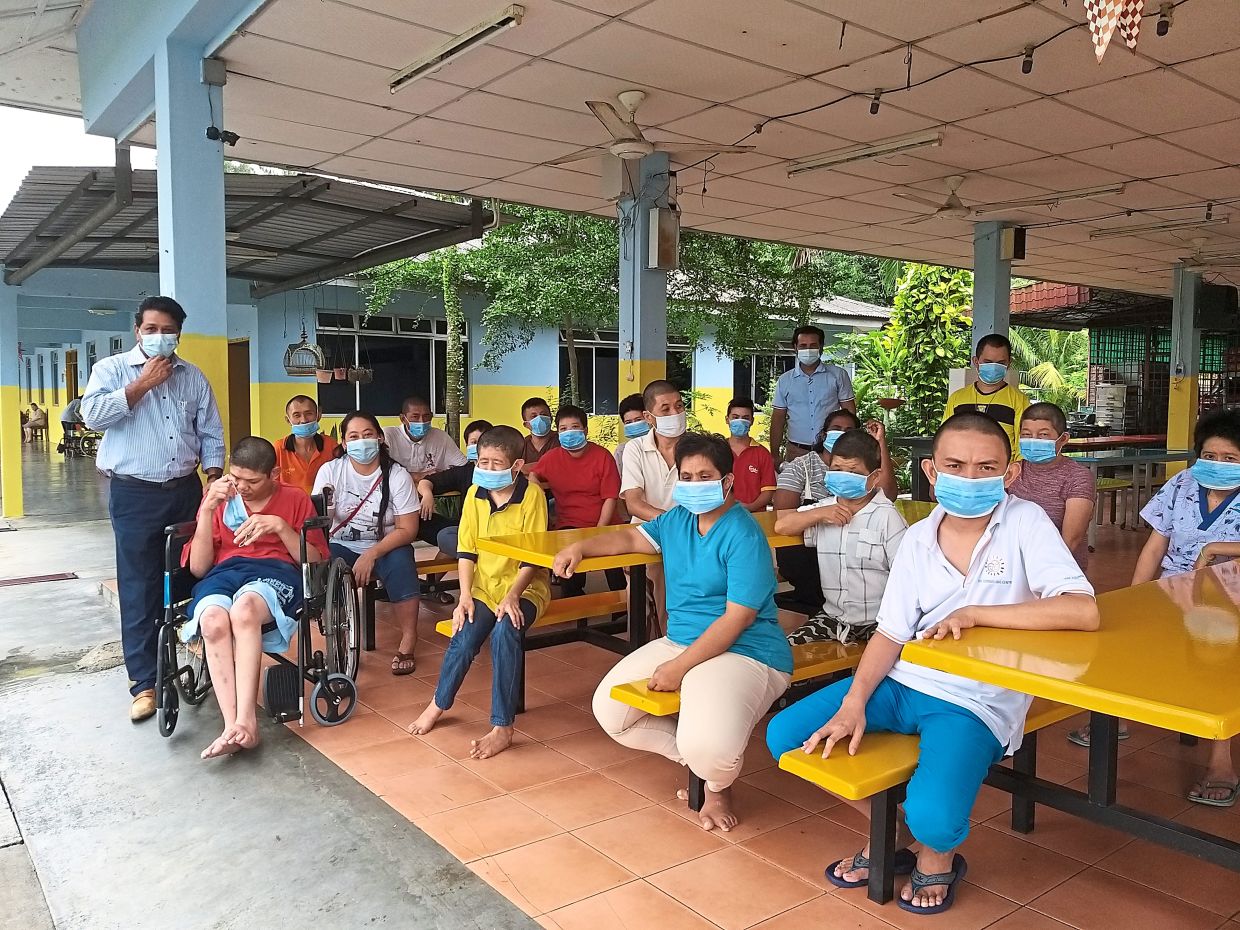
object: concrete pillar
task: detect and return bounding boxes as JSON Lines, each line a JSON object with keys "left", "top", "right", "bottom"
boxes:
{"left": 469, "top": 309, "right": 559, "bottom": 431}
{"left": 0, "top": 284, "right": 21, "bottom": 517}
{"left": 618, "top": 151, "right": 671, "bottom": 395}
{"left": 692, "top": 335, "right": 732, "bottom": 435}
{"left": 1168, "top": 264, "right": 1202, "bottom": 463}
{"left": 154, "top": 39, "right": 230, "bottom": 445}
{"left": 972, "top": 221, "right": 1012, "bottom": 349}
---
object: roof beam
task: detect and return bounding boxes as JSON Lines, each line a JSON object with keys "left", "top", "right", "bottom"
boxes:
{"left": 5, "top": 171, "right": 101, "bottom": 263}
{"left": 224, "top": 176, "right": 331, "bottom": 233}
{"left": 132, "top": 190, "right": 446, "bottom": 231}
{"left": 250, "top": 200, "right": 489, "bottom": 299}
{"left": 73, "top": 206, "right": 158, "bottom": 263}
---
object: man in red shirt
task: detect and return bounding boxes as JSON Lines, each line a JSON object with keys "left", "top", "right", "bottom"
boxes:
{"left": 531, "top": 404, "right": 624, "bottom": 597}
{"left": 725, "top": 397, "right": 777, "bottom": 512}
{"left": 186, "top": 437, "right": 327, "bottom": 760}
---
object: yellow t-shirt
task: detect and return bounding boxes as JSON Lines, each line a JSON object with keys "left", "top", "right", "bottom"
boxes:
{"left": 457, "top": 475, "right": 551, "bottom": 615}
{"left": 942, "top": 381, "right": 1030, "bottom": 460}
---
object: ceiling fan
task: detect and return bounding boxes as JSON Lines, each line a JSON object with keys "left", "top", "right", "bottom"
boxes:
{"left": 547, "top": 90, "right": 755, "bottom": 166}
{"left": 1182, "top": 238, "right": 1240, "bottom": 272}
{"left": 896, "top": 176, "right": 1127, "bottom": 225}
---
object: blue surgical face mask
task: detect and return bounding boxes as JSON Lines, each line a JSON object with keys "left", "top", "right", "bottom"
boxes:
{"left": 345, "top": 438, "right": 380, "bottom": 465}
{"left": 472, "top": 464, "right": 515, "bottom": 491}
{"left": 1191, "top": 457, "right": 1240, "bottom": 491}
{"left": 1018, "top": 437, "right": 1059, "bottom": 464}
{"left": 977, "top": 362, "right": 1008, "bottom": 385}
{"left": 222, "top": 492, "right": 248, "bottom": 532}
{"left": 797, "top": 347, "right": 821, "bottom": 366}
{"left": 405, "top": 421, "right": 430, "bottom": 440}
{"left": 290, "top": 420, "right": 320, "bottom": 439}
{"left": 673, "top": 478, "right": 728, "bottom": 514}
{"left": 933, "top": 471, "right": 1007, "bottom": 519}
{"left": 825, "top": 470, "right": 870, "bottom": 500}
{"left": 466, "top": 443, "right": 478, "bottom": 462}
{"left": 140, "top": 333, "right": 179, "bottom": 359}
{"left": 728, "top": 418, "right": 752, "bottom": 438}
{"left": 823, "top": 429, "right": 845, "bottom": 453}
{"left": 623, "top": 420, "right": 650, "bottom": 440}
{"left": 528, "top": 414, "right": 552, "bottom": 437}
{"left": 559, "top": 429, "right": 587, "bottom": 451}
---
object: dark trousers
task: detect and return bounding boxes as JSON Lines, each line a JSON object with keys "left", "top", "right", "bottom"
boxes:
{"left": 560, "top": 566, "right": 626, "bottom": 598}
{"left": 108, "top": 475, "right": 202, "bottom": 695}
{"left": 417, "top": 513, "right": 455, "bottom": 548}
{"left": 775, "top": 543, "right": 824, "bottom": 611}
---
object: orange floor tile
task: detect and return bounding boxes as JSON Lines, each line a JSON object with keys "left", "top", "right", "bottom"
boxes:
{"left": 285, "top": 532, "right": 1240, "bottom": 928}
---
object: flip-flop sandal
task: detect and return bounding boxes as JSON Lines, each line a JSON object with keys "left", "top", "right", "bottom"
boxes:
{"left": 390, "top": 652, "right": 417, "bottom": 676}
{"left": 896, "top": 854, "right": 968, "bottom": 916}
{"left": 1187, "top": 779, "right": 1240, "bottom": 808}
{"left": 1066, "top": 726, "right": 1130, "bottom": 747}
{"left": 825, "top": 847, "right": 917, "bottom": 889}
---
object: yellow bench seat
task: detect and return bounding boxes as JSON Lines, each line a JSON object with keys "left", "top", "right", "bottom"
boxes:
{"left": 415, "top": 554, "right": 459, "bottom": 576}
{"left": 435, "top": 589, "right": 628, "bottom": 638}
{"left": 609, "top": 640, "right": 863, "bottom": 716}
{"left": 778, "top": 698, "right": 1077, "bottom": 801}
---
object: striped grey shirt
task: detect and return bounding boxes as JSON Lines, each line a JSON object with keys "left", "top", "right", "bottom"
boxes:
{"left": 83, "top": 345, "right": 225, "bottom": 482}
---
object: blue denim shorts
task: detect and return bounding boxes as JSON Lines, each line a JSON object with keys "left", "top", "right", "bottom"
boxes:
{"left": 329, "top": 543, "right": 421, "bottom": 601}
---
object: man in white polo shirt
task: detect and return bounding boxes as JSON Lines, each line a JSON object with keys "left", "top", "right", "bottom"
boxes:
{"left": 767, "top": 412, "right": 1097, "bottom": 916}
{"left": 384, "top": 394, "right": 466, "bottom": 483}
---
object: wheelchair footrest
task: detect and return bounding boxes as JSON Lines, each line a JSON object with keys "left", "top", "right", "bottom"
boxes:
{"left": 263, "top": 663, "right": 302, "bottom": 723}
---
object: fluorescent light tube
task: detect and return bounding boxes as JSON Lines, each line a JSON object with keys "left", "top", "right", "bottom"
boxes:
{"left": 1089, "top": 216, "right": 1230, "bottom": 239}
{"left": 390, "top": 5, "right": 524, "bottom": 94}
{"left": 787, "top": 131, "right": 944, "bottom": 177}
{"left": 974, "top": 183, "right": 1127, "bottom": 213}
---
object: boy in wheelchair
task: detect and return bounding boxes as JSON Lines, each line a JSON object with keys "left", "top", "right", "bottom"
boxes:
{"left": 185, "top": 437, "right": 328, "bottom": 759}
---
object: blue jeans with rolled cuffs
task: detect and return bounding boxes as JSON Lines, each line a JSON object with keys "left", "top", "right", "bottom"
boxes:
{"left": 766, "top": 676, "right": 1003, "bottom": 853}
{"left": 434, "top": 598, "right": 537, "bottom": 727}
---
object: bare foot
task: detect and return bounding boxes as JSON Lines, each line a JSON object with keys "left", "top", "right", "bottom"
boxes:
{"left": 900, "top": 849, "right": 955, "bottom": 909}
{"left": 1189, "top": 772, "right": 1239, "bottom": 802}
{"left": 201, "top": 734, "right": 244, "bottom": 760}
{"left": 228, "top": 719, "right": 260, "bottom": 750}
{"left": 469, "top": 725, "right": 514, "bottom": 759}
{"left": 409, "top": 703, "right": 445, "bottom": 736}
{"left": 833, "top": 850, "right": 870, "bottom": 883}
{"left": 697, "top": 785, "right": 738, "bottom": 833}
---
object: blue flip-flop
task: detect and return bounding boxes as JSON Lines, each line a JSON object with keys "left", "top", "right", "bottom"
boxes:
{"left": 896, "top": 853, "right": 968, "bottom": 916}
{"left": 825, "top": 847, "right": 917, "bottom": 889}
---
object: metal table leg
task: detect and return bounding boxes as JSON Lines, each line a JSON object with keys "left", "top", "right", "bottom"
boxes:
{"left": 628, "top": 562, "right": 648, "bottom": 651}
{"left": 1087, "top": 712, "right": 1119, "bottom": 807}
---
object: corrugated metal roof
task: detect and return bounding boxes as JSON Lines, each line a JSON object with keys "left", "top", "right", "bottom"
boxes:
{"left": 0, "top": 167, "right": 491, "bottom": 291}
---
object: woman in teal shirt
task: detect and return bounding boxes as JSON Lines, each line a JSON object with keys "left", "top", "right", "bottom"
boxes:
{"left": 554, "top": 432, "right": 792, "bottom": 833}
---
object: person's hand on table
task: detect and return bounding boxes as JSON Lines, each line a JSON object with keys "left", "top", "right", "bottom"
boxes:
{"left": 921, "top": 607, "right": 976, "bottom": 641}
{"left": 351, "top": 550, "right": 378, "bottom": 586}
{"left": 451, "top": 597, "right": 475, "bottom": 634}
{"left": 802, "top": 697, "right": 866, "bottom": 758}
{"left": 1195, "top": 543, "right": 1226, "bottom": 570}
{"left": 647, "top": 659, "right": 687, "bottom": 692}
{"left": 234, "top": 513, "right": 289, "bottom": 547}
{"left": 552, "top": 543, "right": 584, "bottom": 580}
{"left": 496, "top": 593, "right": 525, "bottom": 629}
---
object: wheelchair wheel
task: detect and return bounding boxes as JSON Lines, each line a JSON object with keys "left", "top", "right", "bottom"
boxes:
{"left": 155, "top": 624, "right": 180, "bottom": 737}
{"left": 309, "top": 672, "right": 357, "bottom": 726}
{"left": 176, "top": 635, "right": 211, "bottom": 705}
{"left": 323, "top": 559, "right": 361, "bottom": 683}
{"left": 80, "top": 435, "right": 98, "bottom": 456}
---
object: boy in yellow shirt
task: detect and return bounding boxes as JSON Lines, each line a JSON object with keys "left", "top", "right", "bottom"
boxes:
{"left": 942, "top": 334, "right": 1029, "bottom": 459}
{"left": 408, "top": 425, "right": 550, "bottom": 759}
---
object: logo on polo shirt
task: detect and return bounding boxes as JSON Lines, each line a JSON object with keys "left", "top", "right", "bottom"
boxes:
{"left": 748, "top": 464, "right": 758, "bottom": 474}
{"left": 982, "top": 555, "right": 1007, "bottom": 578}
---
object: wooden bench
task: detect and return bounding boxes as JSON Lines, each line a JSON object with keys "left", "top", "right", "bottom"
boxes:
{"left": 778, "top": 698, "right": 1078, "bottom": 903}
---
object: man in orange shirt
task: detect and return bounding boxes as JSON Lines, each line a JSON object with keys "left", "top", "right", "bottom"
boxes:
{"left": 274, "top": 395, "right": 337, "bottom": 494}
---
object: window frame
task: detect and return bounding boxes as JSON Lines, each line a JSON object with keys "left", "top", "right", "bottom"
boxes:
{"left": 560, "top": 329, "right": 694, "bottom": 411}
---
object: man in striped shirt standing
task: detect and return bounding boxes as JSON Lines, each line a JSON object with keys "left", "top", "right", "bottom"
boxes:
{"left": 83, "top": 296, "right": 225, "bottom": 723}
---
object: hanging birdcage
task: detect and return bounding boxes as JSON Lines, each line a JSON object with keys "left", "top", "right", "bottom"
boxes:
{"left": 284, "top": 324, "right": 326, "bottom": 377}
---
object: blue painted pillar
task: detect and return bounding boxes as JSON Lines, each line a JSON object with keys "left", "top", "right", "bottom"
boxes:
{"left": 1168, "top": 264, "right": 1202, "bottom": 460}
{"left": 618, "top": 152, "right": 671, "bottom": 394}
{"left": 972, "top": 221, "right": 1012, "bottom": 349}
{"left": 0, "top": 283, "right": 22, "bottom": 517}
{"left": 154, "top": 38, "right": 231, "bottom": 442}
{"left": 692, "top": 332, "right": 733, "bottom": 435}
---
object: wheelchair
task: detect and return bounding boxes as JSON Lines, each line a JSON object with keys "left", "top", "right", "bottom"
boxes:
{"left": 154, "top": 492, "right": 363, "bottom": 737}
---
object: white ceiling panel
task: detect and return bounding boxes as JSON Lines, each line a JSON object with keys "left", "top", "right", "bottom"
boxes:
{"left": 345, "top": 138, "right": 532, "bottom": 178}
{"left": 826, "top": 154, "right": 965, "bottom": 186}
{"left": 673, "top": 195, "right": 769, "bottom": 220}
{"left": 502, "top": 164, "right": 612, "bottom": 198}
{"left": 831, "top": 224, "right": 934, "bottom": 246}
{"left": 696, "top": 219, "right": 803, "bottom": 244}
{"left": 224, "top": 75, "right": 412, "bottom": 137}
{"left": 780, "top": 95, "right": 940, "bottom": 143}
{"left": 810, "top": 47, "right": 956, "bottom": 96}
{"left": 1061, "top": 70, "right": 1237, "bottom": 136}
{"left": 463, "top": 180, "right": 610, "bottom": 213}
{"left": 1164, "top": 119, "right": 1240, "bottom": 166}
{"left": 958, "top": 98, "right": 1141, "bottom": 154}
{"left": 1176, "top": 47, "right": 1240, "bottom": 101}
{"left": 230, "top": 140, "right": 337, "bottom": 171}
{"left": 916, "top": 129, "right": 1046, "bottom": 173}
{"left": 788, "top": 197, "right": 916, "bottom": 225}
{"left": 987, "top": 156, "right": 1129, "bottom": 192}
{"left": 874, "top": 67, "right": 1039, "bottom": 124}
{"left": 1069, "top": 137, "right": 1223, "bottom": 177}
{"left": 1125, "top": 0, "right": 1240, "bottom": 65}
{"left": 428, "top": 91, "right": 610, "bottom": 145}
{"left": 686, "top": 174, "right": 822, "bottom": 209}
{"left": 804, "top": 0, "right": 1018, "bottom": 43}
{"left": 222, "top": 111, "right": 372, "bottom": 156}
{"left": 735, "top": 210, "right": 854, "bottom": 234}
{"left": 1161, "top": 167, "right": 1240, "bottom": 199}
{"left": 732, "top": 162, "right": 888, "bottom": 198}
{"left": 316, "top": 155, "right": 487, "bottom": 193}
{"left": 385, "top": 117, "right": 582, "bottom": 164}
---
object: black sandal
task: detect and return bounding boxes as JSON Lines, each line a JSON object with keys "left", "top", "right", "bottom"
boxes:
{"left": 825, "top": 847, "right": 917, "bottom": 889}
{"left": 896, "top": 853, "right": 968, "bottom": 915}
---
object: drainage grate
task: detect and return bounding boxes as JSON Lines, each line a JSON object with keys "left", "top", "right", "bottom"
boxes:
{"left": 0, "top": 572, "right": 78, "bottom": 587}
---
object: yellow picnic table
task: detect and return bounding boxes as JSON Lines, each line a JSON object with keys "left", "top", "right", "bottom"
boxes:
{"left": 902, "top": 563, "right": 1240, "bottom": 870}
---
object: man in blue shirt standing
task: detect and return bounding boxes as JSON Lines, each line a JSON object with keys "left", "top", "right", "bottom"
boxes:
{"left": 83, "top": 296, "right": 225, "bottom": 723}
{"left": 768, "top": 325, "right": 855, "bottom": 462}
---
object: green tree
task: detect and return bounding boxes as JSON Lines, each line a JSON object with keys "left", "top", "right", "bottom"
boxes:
{"left": 1010, "top": 325, "right": 1089, "bottom": 413}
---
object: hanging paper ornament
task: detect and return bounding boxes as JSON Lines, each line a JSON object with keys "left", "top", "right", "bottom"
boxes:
{"left": 1084, "top": 0, "right": 1145, "bottom": 62}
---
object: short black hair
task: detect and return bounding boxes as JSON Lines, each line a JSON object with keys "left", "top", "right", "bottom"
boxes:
{"left": 1022, "top": 402, "right": 1067, "bottom": 435}
{"left": 521, "top": 397, "right": 551, "bottom": 419}
{"left": 135, "top": 295, "right": 186, "bottom": 329}
{"left": 402, "top": 395, "right": 432, "bottom": 414}
{"left": 642, "top": 380, "right": 680, "bottom": 411}
{"left": 230, "top": 436, "right": 277, "bottom": 473}
{"left": 674, "top": 431, "right": 733, "bottom": 475}
{"left": 727, "top": 397, "right": 755, "bottom": 416}
{"left": 463, "top": 419, "right": 493, "bottom": 442}
{"left": 1194, "top": 406, "right": 1240, "bottom": 456}
{"left": 975, "top": 333, "right": 1012, "bottom": 357}
{"left": 830, "top": 428, "right": 881, "bottom": 472}
{"left": 934, "top": 411, "right": 1012, "bottom": 461}
{"left": 478, "top": 424, "right": 524, "bottom": 463}
{"left": 285, "top": 394, "right": 318, "bottom": 412}
{"left": 792, "top": 325, "right": 825, "bottom": 347}
{"left": 556, "top": 404, "right": 588, "bottom": 428}
{"left": 619, "top": 393, "right": 645, "bottom": 419}
{"left": 823, "top": 408, "right": 862, "bottom": 433}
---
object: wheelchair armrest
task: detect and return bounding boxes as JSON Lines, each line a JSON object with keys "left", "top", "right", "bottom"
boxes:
{"left": 166, "top": 521, "right": 197, "bottom": 540}
{"left": 302, "top": 515, "right": 332, "bottom": 533}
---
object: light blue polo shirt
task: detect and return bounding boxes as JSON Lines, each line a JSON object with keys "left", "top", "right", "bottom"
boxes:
{"left": 638, "top": 503, "right": 793, "bottom": 674}
{"left": 773, "top": 361, "right": 854, "bottom": 446}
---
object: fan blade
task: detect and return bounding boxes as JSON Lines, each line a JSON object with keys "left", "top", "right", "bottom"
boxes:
{"left": 971, "top": 194, "right": 1086, "bottom": 215}
{"left": 655, "top": 144, "right": 757, "bottom": 161}
{"left": 587, "top": 100, "right": 644, "bottom": 143}
{"left": 545, "top": 146, "right": 610, "bottom": 166}
{"left": 901, "top": 213, "right": 941, "bottom": 226}
{"left": 893, "top": 192, "right": 945, "bottom": 210}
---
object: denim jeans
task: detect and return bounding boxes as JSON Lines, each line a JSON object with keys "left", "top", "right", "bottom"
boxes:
{"left": 433, "top": 598, "right": 536, "bottom": 726}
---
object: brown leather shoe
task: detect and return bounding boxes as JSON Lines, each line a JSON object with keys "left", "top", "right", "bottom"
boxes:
{"left": 130, "top": 689, "right": 157, "bottom": 723}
